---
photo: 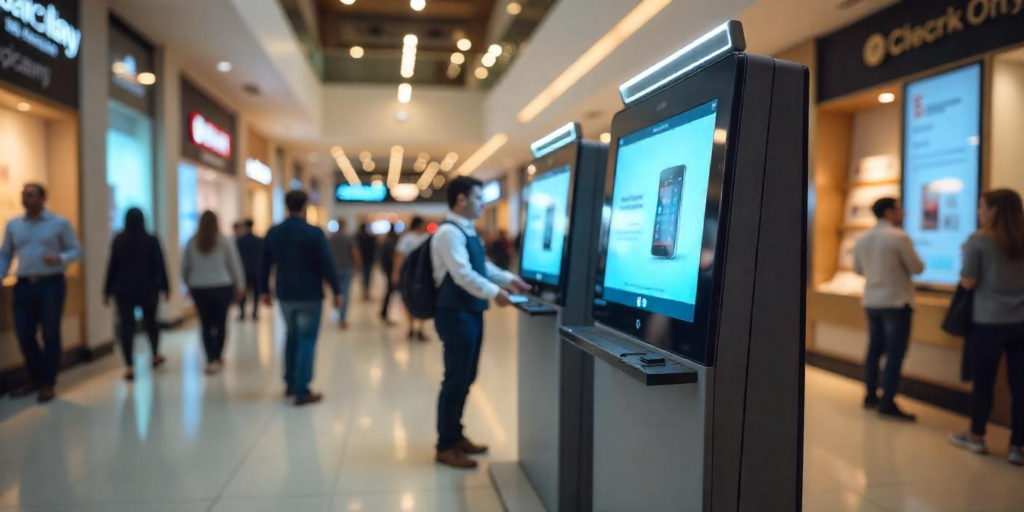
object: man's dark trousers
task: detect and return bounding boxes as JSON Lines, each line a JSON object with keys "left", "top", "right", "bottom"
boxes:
{"left": 864, "top": 305, "right": 912, "bottom": 408}
{"left": 435, "top": 307, "right": 484, "bottom": 452}
{"left": 14, "top": 276, "right": 66, "bottom": 387}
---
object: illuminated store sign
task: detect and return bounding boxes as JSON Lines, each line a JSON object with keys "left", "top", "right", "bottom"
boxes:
{"left": 245, "top": 158, "right": 272, "bottom": 185}
{"left": 1, "top": 0, "right": 81, "bottom": 59}
{"left": 336, "top": 184, "right": 387, "bottom": 202}
{"left": 482, "top": 181, "right": 501, "bottom": 203}
{"left": 189, "top": 113, "right": 232, "bottom": 159}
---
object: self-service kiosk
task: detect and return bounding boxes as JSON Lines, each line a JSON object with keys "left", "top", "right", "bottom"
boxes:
{"left": 489, "top": 124, "right": 607, "bottom": 512}
{"left": 560, "top": 21, "right": 808, "bottom": 511}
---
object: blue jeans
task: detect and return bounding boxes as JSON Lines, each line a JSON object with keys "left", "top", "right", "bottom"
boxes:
{"left": 14, "top": 277, "right": 66, "bottom": 387}
{"left": 280, "top": 301, "right": 323, "bottom": 398}
{"left": 865, "top": 306, "right": 913, "bottom": 408}
{"left": 336, "top": 270, "right": 354, "bottom": 321}
{"left": 968, "top": 322, "right": 1024, "bottom": 446}
{"left": 435, "top": 308, "right": 484, "bottom": 451}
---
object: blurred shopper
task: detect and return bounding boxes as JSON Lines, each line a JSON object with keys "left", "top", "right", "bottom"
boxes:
{"left": 488, "top": 229, "right": 512, "bottom": 270}
{"left": 260, "top": 190, "right": 341, "bottom": 406}
{"left": 392, "top": 216, "right": 431, "bottom": 340}
{"left": 328, "top": 218, "right": 361, "bottom": 329}
{"left": 853, "top": 198, "right": 925, "bottom": 421}
{"left": 949, "top": 189, "right": 1024, "bottom": 466}
{"left": 357, "top": 222, "right": 377, "bottom": 300}
{"left": 103, "top": 208, "right": 170, "bottom": 381}
{"left": 431, "top": 176, "right": 530, "bottom": 468}
{"left": 0, "top": 184, "right": 82, "bottom": 403}
{"left": 378, "top": 225, "right": 400, "bottom": 325}
{"left": 235, "top": 219, "right": 264, "bottom": 321}
{"left": 182, "top": 211, "right": 245, "bottom": 375}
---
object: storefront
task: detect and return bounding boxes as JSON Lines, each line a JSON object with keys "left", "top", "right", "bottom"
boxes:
{"left": 244, "top": 129, "right": 273, "bottom": 235}
{"left": 0, "top": 0, "right": 85, "bottom": 383}
{"left": 797, "top": 0, "right": 1024, "bottom": 419}
{"left": 107, "top": 16, "right": 155, "bottom": 232}
{"left": 178, "top": 77, "right": 239, "bottom": 252}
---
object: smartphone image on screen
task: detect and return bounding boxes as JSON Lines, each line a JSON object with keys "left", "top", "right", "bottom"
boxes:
{"left": 651, "top": 165, "right": 686, "bottom": 258}
{"left": 542, "top": 204, "right": 556, "bottom": 250}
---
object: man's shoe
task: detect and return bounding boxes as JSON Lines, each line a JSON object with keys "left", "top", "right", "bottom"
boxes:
{"left": 9, "top": 382, "right": 40, "bottom": 398}
{"left": 949, "top": 431, "right": 987, "bottom": 454}
{"left": 436, "top": 449, "right": 478, "bottom": 469}
{"left": 124, "top": 369, "right": 135, "bottom": 382}
{"left": 152, "top": 355, "right": 166, "bottom": 369}
{"left": 456, "top": 438, "right": 489, "bottom": 455}
{"left": 295, "top": 392, "right": 323, "bottom": 407}
{"left": 284, "top": 388, "right": 294, "bottom": 398}
{"left": 863, "top": 394, "right": 880, "bottom": 409}
{"left": 1008, "top": 447, "right": 1023, "bottom": 467}
{"left": 37, "top": 387, "right": 56, "bottom": 403}
{"left": 878, "top": 404, "right": 917, "bottom": 422}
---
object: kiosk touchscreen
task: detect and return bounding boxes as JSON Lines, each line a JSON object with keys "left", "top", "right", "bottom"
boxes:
{"left": 560, "top": 21, "right": 807, "bottom": 511}
{"left": 489, "top": 123, "right": 607, "bottom": 512}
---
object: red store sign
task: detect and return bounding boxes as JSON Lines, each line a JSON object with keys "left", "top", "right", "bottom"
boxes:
{"left": 189, "top": 112, "right": 232, "bottom": 158}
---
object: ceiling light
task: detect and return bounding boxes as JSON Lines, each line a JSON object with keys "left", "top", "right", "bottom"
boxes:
{"left": 372, "top": 177, "right": 384, "bottom": 187}
{"left": 392, "top": 145, "right": 404, "bottom": 154}
{"left": 454, "top": 133, "right": 508, "bottom": 176}
{"left": 527, "top": 164, "right": 536, "bottom": 175}
{"left": 410, "top": 0, "right": 425, "bottom": 11}
{"left": 363, "top": 160, "right": 376, "bottom": 172}
{"left": 112, "top": 61, "right": 127, "bottom": 74}
{"left": 388, "top": 146, "right": 404, "bottom": 188}
{"left": 417, "top": 162, "right": 442, "bottom": 188}
{"left": 600, "top": 132, "right": 611, "bottom": 143}
{"left": 433, "top": 175, "right": 446, "bottom": 188}
{"left": 333, "top": 148, "right": 362, "bottom": 186}
{"left": 517, "top": 0, "right": 671, "bottom": 123}
{"left": 401, "top": 68, "right": 414, "bottom": 78}
{"left": 446, "top": 64, "right": 462, "bottom": 79}
{"left": 475, "top": 67, "right": 489, "bottom": 80}
{"left": 396, "top": 109, "right": 409, "bottom": 122}
{"left": 350, "top": 46, "right": 364, "bottom": 59}
{"left": 340, "top": 0, "right": 355, "bottom": 4}
{"left": 137, "top": 72, "right": 156, "bottom": 85}
{"left": 451, "top": 52, "right": 465, "bottom": 65}
{"left": 217, "top": 61, "right": 232, "bottom": 72}
{"left": 15, "top": 102, "right": 31, "bottom": 112}
{"left": 507, "top": 2, "right": 522, "bottom": 15}
{"left": 457, "top": 38, "right": 472, "bottom": 51}
{"left": 878, "top": 92, "right": 895, "bottom": 104}
{"left": 391, "top": 183, "right": 420, "bottom": 201}
{"left": 488, "top": 44, "right": 503, "bottom": 56}
{"left": 359, "top": 151, "right": 372, "bottom": 162}
{"left": 403, "top": 34, "right": 419, "bottom": 46}
{"left": 331, "top": 146, "right": 342, "bottom": 157}
{"left": 421, "top": 188, "right": 434, "bottom": 198}
{"left": 397, "top": 83, "right": 412, "bottom": 104}
{"left": 413, "top": 160, "right": 427, "bottom": 172}
{"left": 481, "top": 54, "right": 497, "bottom": 68}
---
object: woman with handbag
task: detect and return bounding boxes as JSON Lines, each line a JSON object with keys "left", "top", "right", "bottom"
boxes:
{"left": 949, "top": 189, "right": 1024, "bottom": 467}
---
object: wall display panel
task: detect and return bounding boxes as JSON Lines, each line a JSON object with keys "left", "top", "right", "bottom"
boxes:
{"left": 902, "top": 62, "right": 981, "bottom": 287}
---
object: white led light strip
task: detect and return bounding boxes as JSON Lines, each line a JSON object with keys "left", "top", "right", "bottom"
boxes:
{"left": 530, "top": 122, "right": 578, "bottom": 158}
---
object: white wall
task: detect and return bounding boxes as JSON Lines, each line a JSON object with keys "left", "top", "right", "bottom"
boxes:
{"left": 991, "top": 60, "right": 1024, "bottom": 195}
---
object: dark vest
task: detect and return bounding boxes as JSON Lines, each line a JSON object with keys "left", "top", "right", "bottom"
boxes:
{"left": 436, "top": 222, "right": 489, "bottom": 313}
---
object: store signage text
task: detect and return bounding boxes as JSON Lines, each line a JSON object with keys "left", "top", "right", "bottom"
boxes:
{"left": 0, "top": 42, "right": 48, "bottom": 86}
{"left": 189, "top": 113, "right": 232, "bottom": 159}
{"left": 0, "top": 0, "right": 81, "bottom": 59}
{"left": 245, "top": 158, "right": 272, "bottom": 185}
{"left": 863, "top": 0, "right": 1023, "bottom": 67}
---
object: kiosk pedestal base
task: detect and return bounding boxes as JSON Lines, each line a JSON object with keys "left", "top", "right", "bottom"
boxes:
{"left": 489, "top": 462, "right": 547, "bottom": 512}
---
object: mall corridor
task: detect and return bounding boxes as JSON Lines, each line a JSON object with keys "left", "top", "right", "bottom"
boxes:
{"left": 0, "top": 290, "right": 1019, "bottom": 511}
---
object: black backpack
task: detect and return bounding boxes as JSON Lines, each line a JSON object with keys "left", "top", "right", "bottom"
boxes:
{"left": 399, "top": 233, "right": 440, "bottom": 320}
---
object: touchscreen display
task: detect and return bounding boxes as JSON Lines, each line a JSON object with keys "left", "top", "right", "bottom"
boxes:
{"left": 602, "top": 100, "right": 718, "bottom": 322}
{"left": 521, "top": 165, "right": 572, "bottom": 285}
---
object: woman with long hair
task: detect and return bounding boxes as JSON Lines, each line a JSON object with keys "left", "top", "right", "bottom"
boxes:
{"left": 103, "top": 208, "right": 170, "bottom": 381}
{"left": 181, "top": 211, "right": 244, "bottom": 374}
{"left": 950, "top": 189, "right": 1024, "bottom": 466}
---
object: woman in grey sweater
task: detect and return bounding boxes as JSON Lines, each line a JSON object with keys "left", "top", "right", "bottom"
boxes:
{"left": 182, "top": 211, "right": 244, "bottom": 374}
{"left": 950, "top": 189, "right": 1024, "bottom": 466}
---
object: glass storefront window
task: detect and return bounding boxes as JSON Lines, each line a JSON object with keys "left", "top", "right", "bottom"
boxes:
{"left": 106, "top": 100, "right": 154, "bottom": 232}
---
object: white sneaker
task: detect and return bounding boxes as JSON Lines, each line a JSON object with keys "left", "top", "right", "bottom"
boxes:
{"left": 949, "top": 431, "right": 987, "bottom": 454}
{"left": 1008, "top": 447, "right": 1023, "bottom": 467}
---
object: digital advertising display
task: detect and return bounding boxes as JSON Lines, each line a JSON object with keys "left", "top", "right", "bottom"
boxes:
{"left": 601, "top": 100, "right": 718, "bottom": 323}
{"left": 903, "top": 63, "right": 981, "bottom": 287}
{"left": 520, "top": 165, "right": 571, "bottom": 286}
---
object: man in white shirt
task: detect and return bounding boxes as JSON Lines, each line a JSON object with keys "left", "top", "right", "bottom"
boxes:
{"left": 392, "top": 216, "right": 431, "bottom": 340}
{"left": 431, "top": 176, "right": 529, "bottom": 469}
{"left": 853, "top": 197, "right": 925, "bottom": 421}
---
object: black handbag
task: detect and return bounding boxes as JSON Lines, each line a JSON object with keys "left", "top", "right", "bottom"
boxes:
{"left": 942, "top": 284, "right": 973, "bottom": 382}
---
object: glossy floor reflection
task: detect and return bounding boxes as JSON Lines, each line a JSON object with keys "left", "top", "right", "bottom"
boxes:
{"left": 0, "top": 291, "right": 1019, "bottom": 511}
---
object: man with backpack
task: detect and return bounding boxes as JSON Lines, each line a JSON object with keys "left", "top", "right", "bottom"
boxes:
{"left": 426, "top": 176, "right": 530, "bottom": 469}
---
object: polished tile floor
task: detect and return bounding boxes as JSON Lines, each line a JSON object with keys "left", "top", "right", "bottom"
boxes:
{"left": 0, "top": 291, "right": 1019, "bottom": 511}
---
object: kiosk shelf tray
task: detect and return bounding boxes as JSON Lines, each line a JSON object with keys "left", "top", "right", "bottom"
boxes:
{"left": 560, "top": 326, "right": 697, "bottom": 386}
{"left": 514, "top": 301, "right": 558, "bottom": 316}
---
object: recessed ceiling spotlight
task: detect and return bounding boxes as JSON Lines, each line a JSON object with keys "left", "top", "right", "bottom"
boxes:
{"left": 396, "top": 109, "right": 409, "bottom": 122}
{"left": 359, "top": 151, "right": 372, "bottom": 162}
{"left": 481, "top": 54, "right": 497, "bottom": 68}
{"left": 137, "top": 72, "right": 156, "bottom": 85}
{"left": 507, "top": 2, "right": 522, "bottom": 15}
{"left": 16, "top": 101, "right": 31, "bottom": 112}
{"left": 340, "top": 0, "right": 355, "bottom": 4}
{"left": 410, "top": 0, "right": 425, "bottom": 11}
{"left": 350, "top": 46, "right": 365, "bottom": 59}
{"left": 217, "top": 61, "right": 232, "bottom": 73}
{"left": 403, "top": 34, "right": 419, "bottom": 46}
{"left": 457, "top": 38, "right": 472, "bottom": 51}
{"left": 398, "top": 83, "right": 412, "bottom": 104}
{"left": 450, "top": 52, "right": 465, "bottom": 65}
{"left": 475, "top": 67, "right": 489, "bottom": 80}
{"left": 878, "top": 92, "right": 896, "bottom": 104}
{"left": 488, "top": 44, "right": 503, "bottom": 56}
{"left": 446, "top": 64, "right": 462, "bottom": 79}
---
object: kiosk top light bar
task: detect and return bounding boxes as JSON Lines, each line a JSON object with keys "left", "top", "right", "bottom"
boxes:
{"left": 530, "top": 122, "right": 581, "bottom": 159}
{"left": 618, "top": 21, "right": 746, "bottom": 106}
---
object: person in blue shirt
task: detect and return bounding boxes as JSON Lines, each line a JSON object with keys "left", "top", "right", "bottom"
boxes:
{"left": 0, "top": 184, "right": 82, "bottom": 403}
{"left": 260, "top": 190, "right": 341, "bottom": 406}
